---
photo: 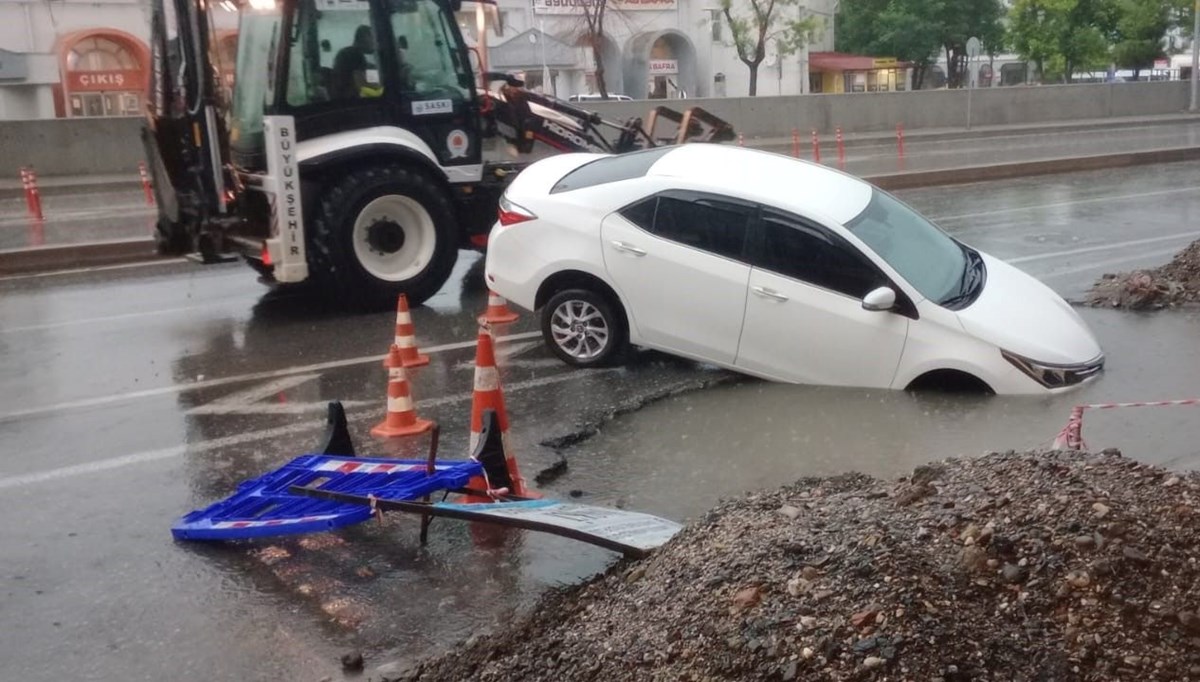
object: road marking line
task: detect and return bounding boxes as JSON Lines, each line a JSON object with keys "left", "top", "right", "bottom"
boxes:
{"left": 0, "top": 330, "right": 544, "bottom": 423}
{"left": 0, "top": 370, "right": 602, "bottom": 491}
{"left": 930, "top": 186, "right": 1200, "bottom": 223}
{"left": 0, "top": 300, "right": 238, "bottom": 334}
{"left": 185, "top": 374, "right": 373, "bottom": 415}
{"left": 1037, "top": 246, "right": 1185, "bottom": 281}
{"left": 1006, "top": 231, "right": 1200, "bottom": 264}
{"left": 0, "top": 208, "right": 154, "bottom": 228}
{"left": 0, "top": 257, "right": 191, "bottom": 283}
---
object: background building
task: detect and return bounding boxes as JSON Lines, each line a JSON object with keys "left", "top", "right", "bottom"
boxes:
{"left": 458, "top": 0, "right": 841, "bottom": 100}
{"left": 0, "top": 0, "right": 236, "bottom": 120}
{"left": 1, "top": 0, "right": 910, "bottom": 120}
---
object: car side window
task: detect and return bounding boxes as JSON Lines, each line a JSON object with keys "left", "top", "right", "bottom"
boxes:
{"left": 756, "top": 211, "right": 887, "bottom": 298}
{"left": 619, "top": 197, "right": 658, "bottom": 231}
{"left": 650, "top": 194, "right": 751, "bottom": 261}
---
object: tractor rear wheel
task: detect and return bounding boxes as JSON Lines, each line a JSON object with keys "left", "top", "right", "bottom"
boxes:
{"left": 310, "top": 164, "right": 459, "bottom": 310}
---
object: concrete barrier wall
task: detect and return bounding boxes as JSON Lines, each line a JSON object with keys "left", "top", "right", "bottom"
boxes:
{"left": 1, "top": 117, "right": 146, "bottom": 176}
{"left": 0, "top": 81, "right": 1190, "bottom": 176}
{"left": 584, "top": 81, "right": 1192, "bottom": 137}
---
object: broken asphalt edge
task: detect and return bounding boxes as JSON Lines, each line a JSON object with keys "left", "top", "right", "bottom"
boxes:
{"left": 3, "top": 145, "right": 1199, "bottom": 278}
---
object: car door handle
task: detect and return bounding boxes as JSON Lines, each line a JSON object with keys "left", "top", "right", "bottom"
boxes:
{"left": 610, "top": 240, "right": 647, "bottom": 257}
{"left": 752, "top": 286, "right": 789, "bottom": 302}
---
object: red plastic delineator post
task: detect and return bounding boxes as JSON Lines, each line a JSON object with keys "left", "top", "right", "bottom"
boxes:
{"left": 896, "top": 123, "right": 906, "bottom": 158}
{"left": 26, "top": 167, "right": 44, "bottom": 221}
{"left": 737, "top": 133, "right": 744, "bottom": 147}
{"left": 836, "top": 127, "right": 846, "bottom": 167}
{"left": 810, "top": 130, "right": 821, "bottom": 164}
{"left": 791, "top": 128, "right": 800, "bottom": 158}
{"left": 138, "top": 161, "right": 155, "bottom": 206}
{"left": 19, "top": 168, "right": 34, "bottom": 216}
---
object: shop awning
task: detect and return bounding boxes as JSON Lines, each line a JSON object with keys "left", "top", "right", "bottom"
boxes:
{"left": 809, "top": 52, "right": 908, "bottom": 71}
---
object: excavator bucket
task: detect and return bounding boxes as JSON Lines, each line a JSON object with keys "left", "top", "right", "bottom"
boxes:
{"left": 644, "top": 106, "right": 737, "bottom": 146}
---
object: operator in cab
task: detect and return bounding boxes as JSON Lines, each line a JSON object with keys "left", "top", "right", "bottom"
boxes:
{"left": 333, "top": 25, "right": 383, "bottom": 99}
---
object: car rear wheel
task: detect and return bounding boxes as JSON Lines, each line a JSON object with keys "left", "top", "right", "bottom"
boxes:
{"left": 541, "top": 288, "right": 628, "bottom": 368}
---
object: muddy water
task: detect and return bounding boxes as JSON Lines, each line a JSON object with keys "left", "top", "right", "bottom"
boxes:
{"left": 552, "top": 308, "right": 1200, "bottom": 524}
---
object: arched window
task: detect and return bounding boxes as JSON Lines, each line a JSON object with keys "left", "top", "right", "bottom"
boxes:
{"left": 62, "top": 32, "right": 148, "bottom": 117}
{"left": 68, "top": 36, "right": 140, "bottom": 72}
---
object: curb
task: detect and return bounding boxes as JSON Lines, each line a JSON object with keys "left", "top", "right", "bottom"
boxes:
{"left": 744, "top": 112, "right": 1200, "bottom": 150}
{"left": 3, "top": 146, "right": 1198, "bottom": 277}
{"left": 863, "top": 146, "right": 1200, "bottom": 190}
{"left": 0, "top": 238, "right": 163, "bottom": 277}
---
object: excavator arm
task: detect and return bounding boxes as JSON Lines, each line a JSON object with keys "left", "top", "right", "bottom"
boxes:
{"left": 479, "top": 72, "right": 735, "bottom": 156}
{"left": 142, "top": 0, "right": 239, "bottom": 259}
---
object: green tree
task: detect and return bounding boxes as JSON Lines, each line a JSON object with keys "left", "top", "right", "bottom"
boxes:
{"left": 1112, "top": 0, "right": 1169, "bottom": 79}
{"left": 836, "top": 0, "right": 1005, "bottom": 89}
{"left": 940, "top": 0, "right": 1006, "bottom": 87}
{"left": 1007, "top": 0, "right": 1117, "bottom": 83}
{"left": 837, "top": 0, "right": 943, "bottom": 88}
{"left": 720, "top": 0, "right": 821, "bottom": 95}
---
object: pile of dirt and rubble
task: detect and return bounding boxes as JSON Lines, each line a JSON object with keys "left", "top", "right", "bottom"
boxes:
{"left": 393, "top": 450, "right": 1200, "bottom": 682}
{"left": 1086, "top": 239, "right": 1200, "bottom": 309}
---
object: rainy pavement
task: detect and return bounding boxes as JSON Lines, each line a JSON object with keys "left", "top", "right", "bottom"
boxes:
{"left": 2, "top": 160, "right": 1200, "bottom": 680}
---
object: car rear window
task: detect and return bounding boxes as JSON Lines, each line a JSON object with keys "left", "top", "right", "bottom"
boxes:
{"left": 550, "top": 147, "right": 674, "bottom": 194}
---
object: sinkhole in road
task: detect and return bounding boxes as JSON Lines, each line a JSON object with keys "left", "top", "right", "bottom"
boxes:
{"left": 546, "top": 307, "right": 1200, "bottom": 526}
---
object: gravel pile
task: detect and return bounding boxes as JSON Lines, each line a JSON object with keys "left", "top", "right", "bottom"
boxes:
{"left": 1087, "top": 239, "right": 1200, "bottom": 309}
{"left": 397, "top": 450, "right": 1200, "bottom": 682}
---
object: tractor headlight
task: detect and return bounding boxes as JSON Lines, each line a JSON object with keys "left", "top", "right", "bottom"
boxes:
{"left": 1001, "top": 350, "right": 1104, "bottom": 389}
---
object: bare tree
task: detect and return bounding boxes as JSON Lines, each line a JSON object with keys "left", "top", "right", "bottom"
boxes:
{"left": 578, "top": 0, "right": 612, "bottom": 97}
{"left": 720, "top": 0, "right": 820, "bottom": 96}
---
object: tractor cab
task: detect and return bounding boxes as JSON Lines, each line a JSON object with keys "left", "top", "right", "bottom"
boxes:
{"left": 231, "top": 0, "right": 482, "bottom": 172}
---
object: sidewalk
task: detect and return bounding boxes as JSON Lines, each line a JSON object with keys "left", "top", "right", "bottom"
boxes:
{"left": 2, "top": 112, "right": 1199, "bottom": 274}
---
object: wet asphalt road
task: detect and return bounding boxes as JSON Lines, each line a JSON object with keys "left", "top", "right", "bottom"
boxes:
{"left": 2, "top": 160, "right": 1200, "bottom": 680}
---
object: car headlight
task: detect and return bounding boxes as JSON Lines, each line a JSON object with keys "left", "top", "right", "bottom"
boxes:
{"left": 1001, "top": 350, "right": 1104, "bottom": 389}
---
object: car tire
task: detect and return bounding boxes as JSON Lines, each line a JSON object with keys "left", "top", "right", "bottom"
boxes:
{"left": 541, "top": 288, "right": 628, "bottom": 368}
{"left": 310, "top": 164, "right": 459, "bottom": 310}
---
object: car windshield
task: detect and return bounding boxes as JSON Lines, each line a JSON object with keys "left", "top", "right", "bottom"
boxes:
{"left": 845, "top": 189, "right": 967, "bottom": 304}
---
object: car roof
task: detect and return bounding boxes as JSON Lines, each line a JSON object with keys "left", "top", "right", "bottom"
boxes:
{"left": 644, "top": 145, "right": 874, "bottom": 225}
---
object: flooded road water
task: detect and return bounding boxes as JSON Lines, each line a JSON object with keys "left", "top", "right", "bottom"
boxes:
{"left": 555, "top": 308, "right": 1200, "bottom": 526}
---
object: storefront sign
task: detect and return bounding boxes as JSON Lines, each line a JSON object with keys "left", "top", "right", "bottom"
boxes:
{"left": 1153, "top": 58, "right": 1169, "bottom": 70}
{"left": 68, "top": 70, "right": 143, "bottom": 91}
{"left": 648, "top": 59, "right": 678, "bottom": 75}
{"left": 532, "top": 0, "right": 676, "bottom": 14}
{"left": 872, "top": 57, "right": 898, "bottom": 69}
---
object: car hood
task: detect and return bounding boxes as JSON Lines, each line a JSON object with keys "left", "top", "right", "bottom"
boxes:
{"left": 956, "top": 253, "right": 1102, "bottom": 365}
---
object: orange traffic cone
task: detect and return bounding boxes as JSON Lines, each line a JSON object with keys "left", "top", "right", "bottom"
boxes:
{"left": 478, "top": 290, "right": 519, "bottom": 325}
{"left": 371, "top": 346, "right": 434, "bottom": 438}
{"left": 465, "top": 325, "right": 532, "bottom": 498}
{"left": 384, "top": 294, "right": 429, "bottom": 368}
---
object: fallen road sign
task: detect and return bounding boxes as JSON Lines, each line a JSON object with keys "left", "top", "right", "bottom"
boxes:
{"left": 289, "top": 487, "right": 682, "bottom": 558}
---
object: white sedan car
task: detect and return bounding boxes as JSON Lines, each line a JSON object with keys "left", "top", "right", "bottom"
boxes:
{"left": 484, "top": 144, "right": 1104, "bottom": 394}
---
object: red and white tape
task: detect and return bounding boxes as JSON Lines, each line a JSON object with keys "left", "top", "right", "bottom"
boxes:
{"left": 1053, "top": 398, "right": 1200, "bottom": 450}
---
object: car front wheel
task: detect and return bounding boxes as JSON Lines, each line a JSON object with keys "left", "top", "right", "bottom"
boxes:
{"left": 541, "top": 288, "right": 628, "bottom": 368}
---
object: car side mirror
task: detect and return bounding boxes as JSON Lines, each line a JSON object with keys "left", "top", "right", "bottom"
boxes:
{"left": 862, "top": 286, "right": 897, "bottom": 312}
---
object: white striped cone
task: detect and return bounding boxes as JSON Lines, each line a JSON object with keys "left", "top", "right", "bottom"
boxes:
{"left": 465, "top": 324, "right": 534, "bottom": 498}
{"left": 371, "top": 346, "right": 433, "bottom": 438}
{"left": 478, "top": 290, "right": 519, "bottom": 325}
{"left": 384, "top": 294, "right": 429, "bottom": 368}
